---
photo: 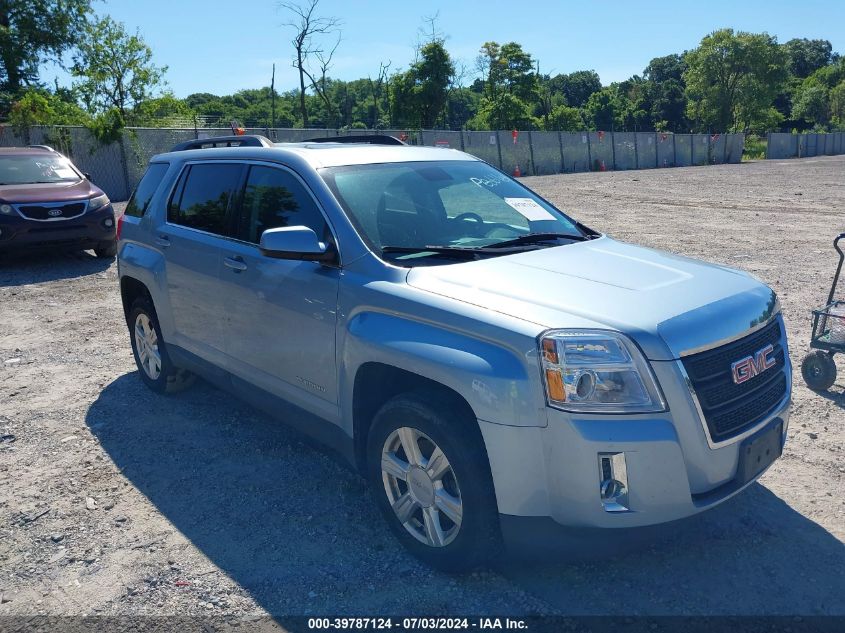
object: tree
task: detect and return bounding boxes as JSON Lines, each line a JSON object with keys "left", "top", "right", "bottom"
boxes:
{"left": 471, "top": 40, "right": 538, "bottom": 129}
{"left": 548, "top": 70, "right": 601, "bottom": 108}
{"left": 279, "top": 0, "right": 341, "bottom": 127}
{"left": 133, "top": 94, "right": 196, "bottom": 127}
{"left": 831, "top": 81, "right": 845, "bottom": 128}
{"left": 792, "top": 84, "right": 829, "bottom": 128}
{"left": 8, "top": 88, "right": 89, "bottom": 129}
{"left": 684, "top": 29, "right": 787, "bottom": 132}
{"left": 71, "top": 16, "right": 166, "bottom": 122}
{"left": 407, "top": 40, "right": 454, "bottom": 127}
{"left": 0, "top": 0, "right": 90, "bottom": 98}
{"left": 477, "top": 41, "right": 537, "bottom": 103}
{"left": 784, "top": 38, "right": 833, "bottom": 78}
{"left": 584, "top": 87, "right": 625, "bottom": 130}
{"left": 644, "top": 54, "right": 686, "bottom": 84}
{"left": 547, "top": 104, "right": 582, "bottom": 130}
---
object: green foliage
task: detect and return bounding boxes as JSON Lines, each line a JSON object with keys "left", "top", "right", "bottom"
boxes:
{"left": 86, "top": 107, "right": 124, "bottom": 145}
{"left": 468, "top": 93, "right": 537, "bottom": 130}
{"left": 8, "top": 88, "right": 89, "bottom": 130}
{"left": 584, "top": 87, "right": 623, "bottom": 130}
{"left": 783, "top": 38, "right": 833, "bottom": 78}
{"left": 3, "top": 11, "right": 842, "bottom": 137}
{"left": 133, "top": 94, "right": 196, "bottom": 127}
{"left": 548, "top": 70, "right": 602, "bottom": 108}
{"left": 791, "top": 84, "right": 829, "bottom": 127}
{"left": 547, "top": 104, "right": 582, "bottom": 131}
{"left": 71, "top": 15, "right": 166, "bottom": 120}
{"left": 685, "top": 29, "right": 788, "bottom": 133}
{"left": 0, "top": 0, "right": 90, "bottom": 102}
{"left": 742, "top": 134, "right": 767, "bottom": 160}
{"left": 389, "top": 40, "right": 454, "bottom": 128}
{"left": 477, "top": 41, "right": 537, "bottom": 103}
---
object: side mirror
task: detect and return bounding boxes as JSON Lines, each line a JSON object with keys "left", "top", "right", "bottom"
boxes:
{"left": 259, "top": 226, "right": 335, "bottom": 262}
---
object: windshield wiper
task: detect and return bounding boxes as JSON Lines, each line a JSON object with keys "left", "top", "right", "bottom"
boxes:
{"left": 382, "top": 245, "right": 493, "bottom": 260}
{"left": 381, "top": 244, "right": 540, "bottom": 261}
{"left": 486, "top": 232, "right": 592, "bottom": 249}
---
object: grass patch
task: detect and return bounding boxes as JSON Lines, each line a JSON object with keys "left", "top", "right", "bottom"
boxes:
{"left": 743, "top": 134, "right": 767, "bottom": 161}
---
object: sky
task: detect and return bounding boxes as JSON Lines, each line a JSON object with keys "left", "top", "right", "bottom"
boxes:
{"left": 42, "top": 0, "right": 845, "bottom": 97}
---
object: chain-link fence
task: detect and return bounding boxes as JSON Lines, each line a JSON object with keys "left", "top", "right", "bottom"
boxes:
{"left": 0, "top": 125, "right": 746, "bottom": 201}
{"left": 766, "top": 132, "right": 845, "bottom": 159}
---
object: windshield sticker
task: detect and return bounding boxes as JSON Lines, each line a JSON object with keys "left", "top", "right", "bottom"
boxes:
{"left": 470, "top": 175, "right": 507, "bottom": 189}
{"left": 504, "top": 197, "right": 556, "bottom": 221}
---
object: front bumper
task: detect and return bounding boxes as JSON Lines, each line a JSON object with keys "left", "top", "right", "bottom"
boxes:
{"left": 0, "top": 205, "right": 116, "bottom": 252}
{"left": 478, "top": 359, "right": 791, "bottom": 532}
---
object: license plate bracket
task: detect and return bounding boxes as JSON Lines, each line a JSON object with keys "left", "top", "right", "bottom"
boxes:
{"left": 736, "top": 421, "right": 783, "bottom": 486}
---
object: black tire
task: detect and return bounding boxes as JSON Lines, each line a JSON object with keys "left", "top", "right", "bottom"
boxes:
{"left": 801, "top": 350, "right": 837, "bottom": 391}
{"left": 366, "top": 391, "right": 501, "bottom": 572}
{"left": 128, "top": 297, "right": 195, "bottom": 394}
{"left": 94, "top": 240, "right": 117, "bottom": 258}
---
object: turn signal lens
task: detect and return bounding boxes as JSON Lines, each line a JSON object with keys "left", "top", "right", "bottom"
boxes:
{"left": 545, "top": 368, "right": 566, "bottom": 402}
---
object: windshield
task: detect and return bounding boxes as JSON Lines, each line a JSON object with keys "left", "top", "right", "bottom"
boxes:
{"left": 320, "top": 161, "right": 585, "bottom": 263}
{"left": 0, "top": 154, "right": 82, "bottom": 185}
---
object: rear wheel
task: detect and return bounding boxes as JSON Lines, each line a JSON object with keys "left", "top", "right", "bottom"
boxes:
{"left": 801, "top": 350, "right": 837, "bottom": 391}
{"left": 366, "top": 392, "right": 500, "bottom": 571}
{"left": 128, "top": 297, "right": 194, "bottom": 394}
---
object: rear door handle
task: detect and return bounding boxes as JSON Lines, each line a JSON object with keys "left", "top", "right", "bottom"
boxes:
{"left": 155, "top": 235, "right": 170, "bottom": 248}
{"left": 224, "top": 256, "right": 248, "bottom": 272}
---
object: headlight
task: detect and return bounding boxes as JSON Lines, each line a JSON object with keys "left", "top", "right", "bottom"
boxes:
{"left": 88, "top": 193, "right": 110, "bottom": 211}
{"left": 540, "top": 330, "right": 666, "bottom": 413}
{"left": 0, "top": 204, "right": 13, "bottom": 215}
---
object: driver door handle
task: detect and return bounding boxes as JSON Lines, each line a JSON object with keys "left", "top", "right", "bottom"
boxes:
{"left": 224, "top": 256, "right": 248, "bottom": 272}
{"left": 155, "top": 235, "right": 170, "bottom": 247}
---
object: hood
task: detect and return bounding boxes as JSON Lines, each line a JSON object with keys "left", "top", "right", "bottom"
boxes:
{"left": 406, "top": 236, "right": 779, "bottom": 360}
{"left": 0, "top": 179, "right": 101, "bottom": 204}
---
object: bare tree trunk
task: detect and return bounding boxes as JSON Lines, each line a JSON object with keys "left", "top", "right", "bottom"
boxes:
{"left": 297, "top": 48, "right": 309, "bottom": 127}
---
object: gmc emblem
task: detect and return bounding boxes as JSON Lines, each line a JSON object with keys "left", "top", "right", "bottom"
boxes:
{"left": 731, "top": 344, "right": 776, "bottom": 385}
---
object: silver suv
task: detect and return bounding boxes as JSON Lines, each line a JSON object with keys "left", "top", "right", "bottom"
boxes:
{"left": 117, "top": 134, "right": 792, "bottom": 570}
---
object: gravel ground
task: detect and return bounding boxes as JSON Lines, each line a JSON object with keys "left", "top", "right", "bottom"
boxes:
{"left": 1, "top": 156, "right": 843, "bottom": 619}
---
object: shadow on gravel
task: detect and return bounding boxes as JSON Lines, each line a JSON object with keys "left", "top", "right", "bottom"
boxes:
{"left": 817, "top": 387, "right": 845, "bottom": 409}
{"left": 501, "top": 481, "right": 845, "bottom": 614}
{"left": 86, "top": 373, "right": 420, "bottom": 615}
{"left": 87, "top": 373, "right": 845, "bottom": 616}
{"left": 0, "top": 249, "right": 112, "bottom": 286}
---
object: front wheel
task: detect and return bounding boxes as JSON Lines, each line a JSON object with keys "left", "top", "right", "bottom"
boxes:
{"left": 801, "top": 350, "right": 837, "bottom": 391}
{"left": 366, "top": 392, "right": 500, "bottom": 572}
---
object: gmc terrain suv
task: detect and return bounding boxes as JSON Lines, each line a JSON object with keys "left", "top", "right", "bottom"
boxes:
{"left": 117, "top": 134, "right": 791, "bottom": 570}
{"left": 0, "top": 146, "right": 116, "bottom": 257}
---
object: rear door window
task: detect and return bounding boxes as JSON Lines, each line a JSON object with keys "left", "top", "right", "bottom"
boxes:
{"left": 125, "top": 162, "right": 169, "bottom": 217}
{"left": 234, "top": 165, "right": 327, "bottom": 244}
{"left": 167, "top": 163, "right": 244, "bottom": 236}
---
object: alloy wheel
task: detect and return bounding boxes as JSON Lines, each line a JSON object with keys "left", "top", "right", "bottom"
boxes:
{"left": 134, "top": 313, "right": 162, "bottom": 380}
{"left": 381, "top": 426, "right": 463, "bottom": 548}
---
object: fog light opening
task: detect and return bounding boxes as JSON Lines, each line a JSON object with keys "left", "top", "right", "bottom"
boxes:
{"left": 598, "top": 452, "right": 630, "bottom": 512}
{"left": 103, "top": 218, "right": 114, "bottom": 228}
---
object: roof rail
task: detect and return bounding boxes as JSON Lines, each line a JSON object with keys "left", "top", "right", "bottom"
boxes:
{"left": 303, "top": 134, "right": 406, "bottom": 146}
{"left": 28, "top": 144, "right": 56, "bottom": 152}
{"left": 169, "top": 135, "right": 274, "bottom": 152}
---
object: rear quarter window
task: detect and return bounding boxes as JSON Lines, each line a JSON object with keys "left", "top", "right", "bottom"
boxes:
{"left": 125, "top": 163, "right": 169, "bottom": 217}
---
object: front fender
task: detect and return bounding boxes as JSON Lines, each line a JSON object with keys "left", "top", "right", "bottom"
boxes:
{"left": 340, "top": 310, "right": 546, "bottom": 430}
